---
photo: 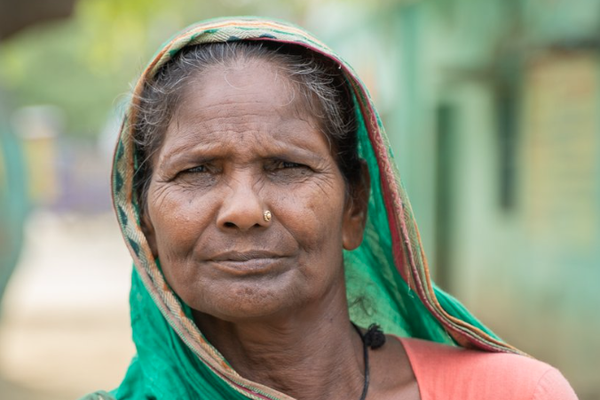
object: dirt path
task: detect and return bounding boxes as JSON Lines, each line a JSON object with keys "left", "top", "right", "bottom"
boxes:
{"left": 0, "top": 212, "right": 135, "bottom": 399}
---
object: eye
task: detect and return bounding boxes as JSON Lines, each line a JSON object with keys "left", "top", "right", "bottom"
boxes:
{"left": 279, "top": 161, "right": 303, "bottom": 169}
{"left": 175, "top": 163, "right": 218, "bottom": 188}
{"left": 266, "top": 159, "right": 307, "bottom": 171}
{"left": 183, "top": 165, "right": 208, "bottom": 174}
{"left": 265, "top": 159, "right": 312, "bottom": 181}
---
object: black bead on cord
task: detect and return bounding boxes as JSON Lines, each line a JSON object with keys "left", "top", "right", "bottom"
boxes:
{"left": 351, "top": 323, "right": 386, "bottom": 400}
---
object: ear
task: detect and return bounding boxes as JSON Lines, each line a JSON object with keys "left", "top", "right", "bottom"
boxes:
{"left": 342, "top": 161, "right": 370, "bottom": 251}
{"left": 141, "top": 209, "right": 159, "bottom": 259}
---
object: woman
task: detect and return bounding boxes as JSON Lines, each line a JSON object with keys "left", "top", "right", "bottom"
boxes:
{"left": 84, "top": 17, "right": 577, "bottom": 400}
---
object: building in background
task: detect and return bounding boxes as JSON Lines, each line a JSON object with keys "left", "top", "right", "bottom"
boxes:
{"left": 0, "top": 0, "right": 76, "bottom": 308}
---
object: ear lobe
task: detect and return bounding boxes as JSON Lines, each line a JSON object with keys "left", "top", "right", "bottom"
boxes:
{"left": 342, "top": 161, "right": 370, "bottom": 251}
{"left": 141, "top": 211, "right": 159, "bottom": 259}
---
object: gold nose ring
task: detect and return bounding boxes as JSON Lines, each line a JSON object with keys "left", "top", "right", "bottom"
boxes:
{"left": 263, "top": 210, "right": 272, "bottom": 222}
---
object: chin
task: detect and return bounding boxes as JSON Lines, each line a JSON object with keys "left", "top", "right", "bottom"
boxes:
{"left": 186, "top": 279, "right": 307, "bottom": 323}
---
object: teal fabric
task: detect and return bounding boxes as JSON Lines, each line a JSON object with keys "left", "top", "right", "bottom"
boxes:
{"left": 113, "top": 271, "right": 245, "bottom": 399}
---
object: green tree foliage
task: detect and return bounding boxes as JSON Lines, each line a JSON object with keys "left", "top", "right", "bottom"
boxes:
{"left": 0, "top": 0, "right": 317, "bottom": 137}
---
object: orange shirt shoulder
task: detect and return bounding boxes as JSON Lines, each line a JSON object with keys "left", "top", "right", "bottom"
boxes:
{"left": 399, "top": 337, "right": 578, "bottom": 400}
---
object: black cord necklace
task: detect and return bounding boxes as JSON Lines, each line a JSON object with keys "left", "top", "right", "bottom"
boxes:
{"left": 351, "top": 323, "right": 386, "bottom": 400}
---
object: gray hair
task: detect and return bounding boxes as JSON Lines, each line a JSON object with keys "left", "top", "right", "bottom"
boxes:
{"left": 132, "top": 41, "right": 361, "bottom": 209}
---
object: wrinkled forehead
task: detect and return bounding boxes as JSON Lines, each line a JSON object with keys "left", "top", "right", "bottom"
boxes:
{"left": 176, "top": 57, "right": 320, "bottom": 119}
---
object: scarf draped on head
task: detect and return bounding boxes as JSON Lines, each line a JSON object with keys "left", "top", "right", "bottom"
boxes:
{"left": 86, "top": 16, "right": 523, "bottom": 400}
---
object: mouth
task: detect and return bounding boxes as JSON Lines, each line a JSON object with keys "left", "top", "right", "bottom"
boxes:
{"left": 210, "top": 250, "right": 284, "bottom": 262}
{"left": 206, "top": 251, "right": 288, "bottom": 275}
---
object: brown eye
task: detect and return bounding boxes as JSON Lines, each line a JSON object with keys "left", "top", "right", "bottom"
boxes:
{"left": 184, "top": 165, "right": 208, "bottom": 173}
{"left": 267, "top": 159, "right": 307, "bottom": 170}
{"left": 176, "top": 164, "right": 213, "bottom": 183}
{"left": 280, "top": 161, "right": 302, "bottom": 169}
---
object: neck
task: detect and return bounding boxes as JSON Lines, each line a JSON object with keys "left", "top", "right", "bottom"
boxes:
{"left": 192, "top": 283, "right": 365, "bottom": 400}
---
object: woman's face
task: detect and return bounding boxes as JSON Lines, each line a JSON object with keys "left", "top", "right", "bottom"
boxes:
{"left": 143, "top": 58, "right": 367, "bottom": 322}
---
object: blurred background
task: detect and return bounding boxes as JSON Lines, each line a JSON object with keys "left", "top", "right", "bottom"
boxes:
{"left": 0, "top": 0, "right": 598, "bottom": 398}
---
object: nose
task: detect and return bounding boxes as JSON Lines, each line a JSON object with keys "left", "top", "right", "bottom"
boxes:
{"left": 216, "top": 175, "right": 269, "bottom": 231}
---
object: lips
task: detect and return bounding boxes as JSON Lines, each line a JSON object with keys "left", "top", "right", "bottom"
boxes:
{"left": 209, "top": 250, "right": 285, "bottom": 262}
{"left": 206, "top": 250, "right": 288, "bottom": 275}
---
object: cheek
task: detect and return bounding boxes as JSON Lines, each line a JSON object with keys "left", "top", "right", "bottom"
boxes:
{"left": 275, "top": 181, "right": 347, "bottom": 263}
{"left": 146, "top": 183, "right": 215, "bottom": 264}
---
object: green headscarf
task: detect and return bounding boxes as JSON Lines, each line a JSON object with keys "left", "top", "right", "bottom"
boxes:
{"left": 84, "top": 16, "right": 522, "bottom": 400}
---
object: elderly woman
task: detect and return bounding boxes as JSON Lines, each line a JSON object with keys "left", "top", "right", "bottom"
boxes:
{"left": 83, "top": 18, "right": 577, "bottom": 400}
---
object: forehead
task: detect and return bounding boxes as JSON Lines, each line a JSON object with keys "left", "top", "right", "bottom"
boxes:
{"left": 161, "top": 58, "right": 329, "bottom": 154}
{"left": 189, "top": 57, "right": 287, "bottom": 96}
{"left": 179, "top": 57, "right": 311, "bottom": 114}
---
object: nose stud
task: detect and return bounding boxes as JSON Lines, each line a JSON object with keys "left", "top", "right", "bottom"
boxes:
{"left": 263, "top": 210, "right": 272, "bottom": 222}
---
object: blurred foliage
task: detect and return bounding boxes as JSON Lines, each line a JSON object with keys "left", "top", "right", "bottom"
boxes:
{"left": 0, "top": 0, "right": 323, "bottom": 137}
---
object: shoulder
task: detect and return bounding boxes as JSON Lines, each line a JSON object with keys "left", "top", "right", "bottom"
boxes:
{"left": 399, "top": 337, "right": 578, "bottom": 400}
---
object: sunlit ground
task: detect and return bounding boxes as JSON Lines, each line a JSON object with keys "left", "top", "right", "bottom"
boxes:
{"left": 0, "top": 212, "right": 134, "bottom": 399}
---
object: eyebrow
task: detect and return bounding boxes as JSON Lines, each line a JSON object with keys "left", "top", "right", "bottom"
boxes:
{"left": 158, "top": 139, "right": 327, "bottom": 173}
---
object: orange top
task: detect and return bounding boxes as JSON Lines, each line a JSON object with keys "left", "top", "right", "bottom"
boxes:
{"left": 400, "top": 337, "right": 578, "bottom": 400}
